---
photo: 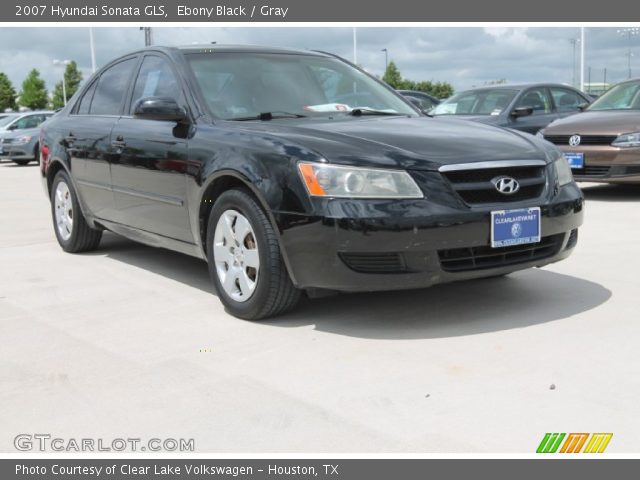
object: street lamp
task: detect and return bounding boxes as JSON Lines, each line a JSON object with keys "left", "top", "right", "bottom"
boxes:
{"left": 617, "top": 27, "right": 639, "bottom": 79}
{"left": 568, "top": 38, "right": 579, "bottom": 87}
{"left": 52, "top": 59, "right": 71, "bottom": 106}
{"left": 381, "top": 48, "right": 388, "bottom": 72}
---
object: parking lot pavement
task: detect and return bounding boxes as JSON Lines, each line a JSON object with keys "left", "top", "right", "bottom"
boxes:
{"left": 0, "top": 160, "right": 638, "bottom": 453}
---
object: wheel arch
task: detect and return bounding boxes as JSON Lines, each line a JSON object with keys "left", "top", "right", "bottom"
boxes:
{"left": 197, "top": 169, "right": 299, "bottom": 286}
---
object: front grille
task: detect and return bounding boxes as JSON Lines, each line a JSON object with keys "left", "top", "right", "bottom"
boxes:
{"left": 1, "top": 137, "right": 14, "bottom": 144}
{"left": 339, "top": 252, "right": 408, "bottom": 274}
{"left": 543, "top": 135, "right": 617, "bottom": 146}
{"left": 572, "top": 165, "right": 610, "bottom": 177}
{"left": 438, "top": 234, "right": 563, "bottom": 272}
{"left": 441, "top": 165, "right": 547, "bottom": 205}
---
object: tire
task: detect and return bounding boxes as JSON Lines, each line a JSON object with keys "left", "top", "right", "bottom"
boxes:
{"left": 50, "top": 170, "right": 102, "bottom": 253}
{"left": 12, "top": 159, "right": 31, "bottom": 166}
{"left": 206, "top": 188, "right": 301, "bottom": 320}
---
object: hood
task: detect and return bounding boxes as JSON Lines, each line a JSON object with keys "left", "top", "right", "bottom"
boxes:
{"left": 232, "top": 116, "right": 546, "bottom": 171}
{"left": 543, "top": 110, "right": 640, "bottom": 135}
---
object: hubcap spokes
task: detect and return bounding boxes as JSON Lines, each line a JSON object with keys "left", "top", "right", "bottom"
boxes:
{"left": 54, "top": 181, "right": 73, "bottom": 241}
{"left": 213, "top": 210, "right": 260, "bottom": 302}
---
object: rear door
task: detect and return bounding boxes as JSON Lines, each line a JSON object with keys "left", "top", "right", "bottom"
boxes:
{"left": 109, "top": 53, "right": 192, "bottom": 242}
{"left": 508, "top": 87, "right": 557, "bottom": 134}
{"left": 59, "top": 56, "right": 138, "bottom": 220}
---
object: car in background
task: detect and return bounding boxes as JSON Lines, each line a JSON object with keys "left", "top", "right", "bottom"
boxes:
{"left": 397, "top": 90, "right": 440, "bottom": 112}
{"left": 539, "top": 78, "right": 640, "bottom": 183}
{"left": 430, "top": 84, "right": 592, "bottom": 134}
{"left": 0, "top": 111, "right": 53, "bottom": 165}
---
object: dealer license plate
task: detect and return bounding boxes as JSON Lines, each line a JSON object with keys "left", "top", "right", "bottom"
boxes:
{"left": 564, "top": 152, "right": 584, "bottom": 169}
{"left": 491, "top": 207, "right": 541, "bottom": 248}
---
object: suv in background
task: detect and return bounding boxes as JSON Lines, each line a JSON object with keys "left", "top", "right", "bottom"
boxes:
{"left": 397, "top": 90, "right": 441, "bottom": 112}
{"left": 0, "top": 111, "right": 53, "bottom": 165}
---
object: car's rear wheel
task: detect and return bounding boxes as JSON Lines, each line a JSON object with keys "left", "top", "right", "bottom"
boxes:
{"left": 12, "top": 159, "right": 31, "bottom": 166}
{"left": 51, "top": 170, "right": 102, "bottom": 253}
{"left": 207, "top": 189, "right": 301, "bottom": 320}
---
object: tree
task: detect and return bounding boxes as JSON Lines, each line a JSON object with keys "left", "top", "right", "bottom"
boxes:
{"left": 18, "top": 69, "right": 47, "bottom": 110}
{"left": 0, "top": 72, "right": 17, "bottom": 111}
{"left": 51, "top": 61, "right": 83, "bottom": 109}
{"left": 382, "top": 60, "right": 454, "bottom": 99}
{"left": 382, "top": 61, "right": 403, "bottom": 89}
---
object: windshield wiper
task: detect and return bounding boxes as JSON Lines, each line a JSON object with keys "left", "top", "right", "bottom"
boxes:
{"left": 229, "top": 111, "right": 308, "bottom": 121}
{"left": 349, "top": 108, "right": 403, "bottom": 117}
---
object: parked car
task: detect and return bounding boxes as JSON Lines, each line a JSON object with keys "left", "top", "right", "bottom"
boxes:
{"left": 0, "top": 111, "right": 53, "bottom": 165}
{"left": 539, "top": 78, "right": 640, "bottom": 183}
{"left": 39, "top": 45, "right": 583, "bottom": 319}
{"left": 430, "top": 84, "right": 592, "bottom": 134}
{"left": 398, "top": 90, "right": 440, "bottom": 112}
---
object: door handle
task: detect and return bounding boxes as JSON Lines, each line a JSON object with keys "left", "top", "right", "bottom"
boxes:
{"left": 111, "top": 137, "right": 126, "bottom": 152}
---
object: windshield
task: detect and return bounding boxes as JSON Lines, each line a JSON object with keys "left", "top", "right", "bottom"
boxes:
{"left": 431, "top": 89, "right": 518, "bottom": 116}
{"left": 0, "top": 115, "right": 18, "bottom": 128}
{"left": 588, "top": 81, "right": 640, "bottom": 111}
{"left": 186, "top": 52, "right": 416, "bottom": 120}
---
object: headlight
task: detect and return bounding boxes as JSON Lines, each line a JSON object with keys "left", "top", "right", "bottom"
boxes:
{"left": 612, "top": 132, "right": 640, "bottom": 148}
{"left": 14, "top": 135, "right": 32, "bottom": 145}
{"left": 555, "top": 155, "right": 574, "bottom": 186}
{"left": 535, "top": 130, "right": 544, "bottom": 139}
{"left": 298, "top": 162, "right": 423, "bottom": 199}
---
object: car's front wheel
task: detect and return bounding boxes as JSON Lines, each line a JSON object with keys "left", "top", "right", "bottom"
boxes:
{"left": 207, "top": 189, "right": 301, "bottom": 320}
{"left": 50, "top": 170, "right": 102, "bottom": 253}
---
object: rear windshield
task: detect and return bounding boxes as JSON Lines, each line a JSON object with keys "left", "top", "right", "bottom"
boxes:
{"left": 431, "top": 89, "right": 518, "bottom": 116}
{"left": 588, "top": 81, "right": 640, "bottom": 110}
{"left": 186, "top": 52, "right": 416, "bottom": 120}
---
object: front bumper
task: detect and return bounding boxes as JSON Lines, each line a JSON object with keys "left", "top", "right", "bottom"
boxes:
{"left": 0, "top": 144, "right": 36, "bottom": 161}
{"left": 556, "top": 145, "right": 640, "bottom": 183}
{"left": 276, "top": 184, "right": 584, "bottom": 292}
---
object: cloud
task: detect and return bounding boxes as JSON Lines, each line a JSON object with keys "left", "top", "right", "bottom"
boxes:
{"left": 0, "top": 27, "right": 638, "bottom": 96}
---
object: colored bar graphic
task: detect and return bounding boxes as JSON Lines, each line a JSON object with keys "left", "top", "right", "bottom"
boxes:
{"left": 560, "top": 433, "right": 589, "bottom": 453}
{"left": 584, "top": 433, "right": 613, "bottom": 453}
{"left": 537, "top": 433, "right": 566, "bottom": 453}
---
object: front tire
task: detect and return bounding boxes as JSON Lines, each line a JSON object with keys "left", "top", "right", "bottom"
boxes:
{"left": 207, "top": 189, "right": 301, "bottom": 320}
{"left": 51, "top": 170, "right": 102, "bottom": 253}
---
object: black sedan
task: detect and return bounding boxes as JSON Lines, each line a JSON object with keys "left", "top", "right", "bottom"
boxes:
{"left": 39, "top": 46, "right": 583, "bottom": 319}
{"left": 430, "top": 83, "right": 592, "bottom": 134}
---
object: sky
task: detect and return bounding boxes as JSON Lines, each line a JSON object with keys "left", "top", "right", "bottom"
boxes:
{"left": 0, "top": 26, "right": 639, "bottom": 96}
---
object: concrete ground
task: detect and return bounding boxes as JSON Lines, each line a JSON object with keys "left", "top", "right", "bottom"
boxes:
{"left": 0, "top": 160, "right": 638, "bottom": 453}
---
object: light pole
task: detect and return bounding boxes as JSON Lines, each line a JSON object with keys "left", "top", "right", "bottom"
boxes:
{"left": 569, "top": 38, "right": 579, "bottom": 87}
{"left": 52, "top": 59, "right": 71, "bottom": 106}
{"left": 617, "top": 27, "right": 639, "bottom": 79}
{"left": 381, "top": 48, "right": 388, "bottom": 72}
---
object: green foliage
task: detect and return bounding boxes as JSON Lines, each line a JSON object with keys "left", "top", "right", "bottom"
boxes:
{"left": 0, "top": 72, "right": 17, "bottom": 111}
{"left": 51, "top": 61, "right": 83, "bottom": 109}
{"left": 382, "top": 60, "right": 454, "bottom": 99}
{"left": 18, "top": 69, "right": 48, "bottom": 110}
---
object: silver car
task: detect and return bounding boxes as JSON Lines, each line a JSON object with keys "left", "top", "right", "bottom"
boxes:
{"left": 0, "top": 111, "right": 53, "bottom": 165}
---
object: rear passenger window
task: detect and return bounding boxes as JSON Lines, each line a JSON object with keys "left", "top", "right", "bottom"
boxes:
{"left": 90, "top": 58, "right": 137, "bottom": 116}
{"left": 550, "top": 88, "right": 585, "bottom": 112}
{"left": 130, "top": 56, "right": 181, "bottom": 113}
{"left": 76, "top": 81, "right": 98, "bottom": 115}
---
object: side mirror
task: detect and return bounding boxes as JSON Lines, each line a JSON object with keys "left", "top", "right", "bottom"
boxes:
{"left": 578, "top": 103, "right": 589, "bottom": 112}
{"left": 511, "top": 106, "right": 534, "bottom": 118}
{"left": 7, "top": 123, "right": 18, "bottom": 131}
{"left": 133, "top": 97, "right": 187, "bottom": 122}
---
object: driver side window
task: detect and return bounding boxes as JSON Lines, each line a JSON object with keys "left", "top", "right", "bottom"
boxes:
{"left": 515, "top": 88, "right": 552, "bottom": 115}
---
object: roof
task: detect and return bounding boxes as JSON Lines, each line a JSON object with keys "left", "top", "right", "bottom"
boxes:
{"left": 155, "top": 44, "right": 329, "bottom": 57}
{"left": 467, "top": 83, "right": 580, "bottom": 91}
